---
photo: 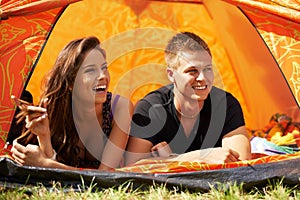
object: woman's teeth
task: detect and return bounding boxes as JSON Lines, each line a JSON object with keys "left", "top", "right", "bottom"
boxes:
{"left": 93, "top": 85, "right": 106, "bottom": 92}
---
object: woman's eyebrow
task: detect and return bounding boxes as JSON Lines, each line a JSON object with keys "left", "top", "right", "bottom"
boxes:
{"left": 82, "top": 61, "right": 107, "bottom": 69}
{"left": 82, "top": 63, "right": 96, "bottom": 68}
{"left": 101, "top": 62, "right": 108, "bottom": 67}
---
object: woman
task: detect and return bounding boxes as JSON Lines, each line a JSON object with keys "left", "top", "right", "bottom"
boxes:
{"left": 11, "top": 36, "right": 133, "bottom": 171}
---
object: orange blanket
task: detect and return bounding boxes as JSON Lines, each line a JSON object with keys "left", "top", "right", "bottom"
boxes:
{"left": 117, "top": 152, "right": 300, "bottom": 173}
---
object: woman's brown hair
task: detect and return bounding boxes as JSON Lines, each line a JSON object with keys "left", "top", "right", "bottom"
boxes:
{"left": 17, "top": 36, "right": 106, "bottom": 166}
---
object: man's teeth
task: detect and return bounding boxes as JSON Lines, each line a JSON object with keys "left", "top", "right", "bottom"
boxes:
{"left": 193, "top": 85, "right": 206, "bottom": 90}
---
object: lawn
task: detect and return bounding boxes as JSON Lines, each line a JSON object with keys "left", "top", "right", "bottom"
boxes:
{"left": 1, "top": 179, "right": 300, "bottom": 200}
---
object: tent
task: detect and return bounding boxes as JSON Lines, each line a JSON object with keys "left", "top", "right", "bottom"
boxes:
{"left": 1, "top": 0, "right": 300, "bottom": 191}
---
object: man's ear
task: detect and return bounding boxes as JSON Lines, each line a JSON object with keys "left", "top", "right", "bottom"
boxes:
{"left": 167, "top": 67, "right": 174, "bottom": 82}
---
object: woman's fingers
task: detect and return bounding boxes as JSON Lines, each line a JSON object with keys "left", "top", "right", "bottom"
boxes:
{"left": 41, "top": 98, "right": 48, "bottom": 109}
{"left": 12, "top": 140, "right": 26, "bottom": 153}
{"left": 25, "top": 105, "right": 48, "bottom": 126}
{"left": 25, "top": 113, "right": 48, "bottom": 130}
{"left": 11, "top": 141, "right": 26, "bottom": 165}
{"left": 27, "top": 106, "right": 47, "bottom": 114}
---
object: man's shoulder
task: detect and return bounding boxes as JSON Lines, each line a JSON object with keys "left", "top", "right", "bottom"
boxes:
{"left": 210, "top": 86, "right": 234, "bottom": 99}
{"left": 210, "top": 87, "right": 239, "bottom": 106}
{"left": 140, "top": 84, "right": 173, "bottom": 105}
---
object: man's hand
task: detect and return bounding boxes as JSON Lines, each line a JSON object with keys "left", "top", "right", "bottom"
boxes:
{"left": 151, "top": 141, "right": 173, "bottom": 157}
{"left": 172, "top": 147, "right": 240, "bottom": 164}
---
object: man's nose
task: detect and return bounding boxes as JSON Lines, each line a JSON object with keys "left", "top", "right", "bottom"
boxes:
{"left": 196, "top": 71, "right": 205, "bottom": 81}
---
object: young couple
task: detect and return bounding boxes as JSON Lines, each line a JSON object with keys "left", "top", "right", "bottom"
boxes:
{"left": 11, "top": 32, "right": 251, "bottom": 171}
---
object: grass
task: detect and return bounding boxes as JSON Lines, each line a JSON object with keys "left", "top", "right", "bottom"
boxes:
{"left": 0, "top": 179, "right": 300, "bottom": 200}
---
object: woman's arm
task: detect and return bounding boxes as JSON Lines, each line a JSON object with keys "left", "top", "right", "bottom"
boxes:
{"left": 12, "top": 96, "right": 55, "bottom": 160}
{"left": 11, "top": 140, "right": 78, "bottom": 170}
{"left": 99, "top": 96, "right": 133, "bottom": 171}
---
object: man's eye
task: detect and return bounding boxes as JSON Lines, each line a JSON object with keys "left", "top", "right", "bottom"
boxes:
{"left": 203, "top": 67, "right": 212, "bottom": 72}
{"left": 187, "top": 69, "right": 198, "bottom": 73}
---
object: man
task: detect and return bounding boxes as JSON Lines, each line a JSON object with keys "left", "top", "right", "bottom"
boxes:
{"left": 126, "top": 32, "right": 251, "bottom": 165}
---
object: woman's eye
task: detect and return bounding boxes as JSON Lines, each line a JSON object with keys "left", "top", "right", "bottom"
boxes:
{"left": 84, "top": 68, "right": 95, "bottom": 73}
{"left": 101, "top": 64, "right": 108, "bottom": 71}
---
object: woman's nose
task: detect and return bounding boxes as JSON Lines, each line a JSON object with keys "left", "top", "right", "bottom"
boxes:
{"left": 97, "top": 70, "right": 106, "bottom": 80}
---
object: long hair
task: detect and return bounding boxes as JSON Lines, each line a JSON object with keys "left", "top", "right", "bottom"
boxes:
{"left": 18, "top": 36, "right": 106, "bottom": 166}
{"left": 165, "top": 31, "right": 211, "bottom": 69}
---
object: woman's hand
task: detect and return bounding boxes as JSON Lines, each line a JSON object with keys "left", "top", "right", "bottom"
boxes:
{"left": 24, "top": 108, "right": 49, "bottom": 137}
{"left": 24, "top": 99, "right": 50, "bottom": 138}
{"left": 11, "top": 95, "right": 50, "bottom": 137}
{"left": 11, "top": 140, "right": 50, "bottom": 167}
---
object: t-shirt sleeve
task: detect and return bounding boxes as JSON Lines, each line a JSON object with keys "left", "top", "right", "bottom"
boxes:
{"left": 222, "top": 94, "right": 245, "bottom": 135}
{"left": 130, "top": 98, "right": 167, "bottom": 145}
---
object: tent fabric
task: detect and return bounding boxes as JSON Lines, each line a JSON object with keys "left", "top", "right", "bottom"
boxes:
{"left": 1, "top": 0, "right": 299, "bottom": 146}
{"left": 203, "top": 0, "right": 299, "bottom": 129}
{"left": 22, "top": 0, "right": 299, "bottom": 131}
{"left": 117, "top": 152, "right": 300, "bottom": 173}
{"left": 0, "top": 0, "right": 80, "bottom": 153}
{"left": 1, "top": 154, "right": 300, "bottom": 191}
{"left": 0, "top": 0, "right": 81, "bottom": 20}
{"left": 225, "top": 0, "right": 300, "bottom": 109}
{"left": 0, "top": 0, "right": 300, "bottom": 190}
{"left": 225, "top": 0, "right": 300, "bottom": 23}
{"left": 1, "top": 113, "right": 299, "bottom": 190}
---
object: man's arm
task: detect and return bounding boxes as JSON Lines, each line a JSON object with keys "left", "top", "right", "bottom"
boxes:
{"left": 125, "top": 136, "right": 153, "bottom": 166}
{"left": 222, "top": 125, "right": 252, "bottom": 160}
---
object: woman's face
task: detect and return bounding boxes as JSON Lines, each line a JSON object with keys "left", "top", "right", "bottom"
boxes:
{"left": 73, "top": 46, "right": 110, "bottom": 106}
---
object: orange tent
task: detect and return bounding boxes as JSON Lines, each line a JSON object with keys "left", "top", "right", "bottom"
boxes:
{"left": 1, "top": 0, "right": 299, "bottom": 152}
{"left": 1, "top": 0, "right": 300, "bottom": 190}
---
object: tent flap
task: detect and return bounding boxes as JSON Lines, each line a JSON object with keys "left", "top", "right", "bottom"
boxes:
{"left": 0, "top": 0, "right": 80, "bottom": 152}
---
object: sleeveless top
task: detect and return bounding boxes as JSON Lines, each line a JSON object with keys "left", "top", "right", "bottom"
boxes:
{"left": 79, "top": 92, "right": 120, "bottom": 168}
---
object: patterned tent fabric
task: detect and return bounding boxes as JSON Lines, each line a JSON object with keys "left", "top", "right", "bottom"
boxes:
{"left": 0, "top": 0, "right": 299, "bottom": 175}
{"left": 224, "top": 0, "right": 300, "bottom": 107}
{"left": 0, "top": 0, "right": 80, "bottom": 153}
{"left": 0, "top": 0, "right": 80, "bottom": 20}
{"left": 117, "top": 152, "right": 300, "bottom": 173}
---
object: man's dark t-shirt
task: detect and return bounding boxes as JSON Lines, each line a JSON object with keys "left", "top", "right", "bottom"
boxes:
{"left": 130, "top": 84, "right": 245, "bottom": 154}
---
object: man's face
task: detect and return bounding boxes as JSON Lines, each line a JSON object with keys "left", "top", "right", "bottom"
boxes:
{"left": 171, "top": 50, "right": 214, "bottom": 101}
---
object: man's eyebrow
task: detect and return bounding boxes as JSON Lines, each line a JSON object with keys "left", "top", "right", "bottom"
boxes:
{"left": 203, "top": 64, "right": 213, "bottom": 67}
{"left": 188, "top": 64, "right": 212, "bottom": 68}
